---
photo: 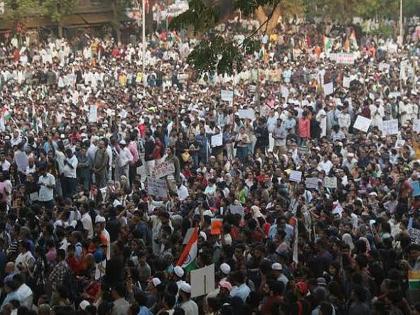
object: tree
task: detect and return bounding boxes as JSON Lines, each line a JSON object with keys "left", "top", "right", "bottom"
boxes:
{"left": 41, "top": 0, "right": 79, "bottom": 37}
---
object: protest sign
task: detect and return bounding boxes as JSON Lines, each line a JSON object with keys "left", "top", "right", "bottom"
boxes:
{"left": 280, "top": 86, "right": 289, "bottom": 99}
{"left": 152, "top": 161, "right": 175, "bottom": 179}
{"left": 221, "top": 90, "right": 234, "bottom": 102}
{"left": 323, "top": 82, "right": 334, "bottom": 95}
{"left": 408, "top": 227, "right": 420, "bottom": 244}
{"left": 289, "top": 171, "right": 302, "bottom": 183}
{"left": 353, "top": 115, "right": 371, "bottom": 132}
{"left": 238, "top": 109, "right": 255, "bottom": 120}
{"left": 191, "top": 264, "right": 215, "bottom": 298}
{"left": 147, "top": 178, "right": 168, "bottom": 198}
{"left": 381, "top": 119, "right": 399, "bottom": 135}
{"left": 329, "top": 53, "right": 357, "bottom": 64}
{"left": 414, "top": 119, "right": 420, "bottom": 133}
{"left": 343, "top": 76, "right": 351, "bottom": 88}
{"left": 229, "top": 204, "right": 244, "bottom": 217}
{"left": 210, "top": 219, "right": 223, "bottom": 235}
{"left": 305, "top": 177, "right": 319, "bottom": 189}
{"left": 88, "top": 105, "right": 97, "bottom": 123}
{"left": 412, "top": 181, "right": 420, "bottom": 197}
{"left": 395, "top": 139, "right": 405, "bottom": 148}
{"left": 324, "top": 177, "right": 338, "bottom": 189}
{"left": 211, "top": 133, "right": 223, "bottom": 147}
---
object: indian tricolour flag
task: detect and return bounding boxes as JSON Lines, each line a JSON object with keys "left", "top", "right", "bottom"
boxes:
{"left": 409, "top": 271, "right": 420, "bottom": 289}
{"left": 1, "top": 107, "right": 11, "bottom": 121}
{"left": 177, "top": 227, "right": 198, "bottom": 272}
{"left": 323, "top": 35, "right": 332, "bottom": 53}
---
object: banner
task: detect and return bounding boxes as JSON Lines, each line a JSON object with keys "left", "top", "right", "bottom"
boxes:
{"left": 152, "top": 161, "right": 175, "bottom": 178}
{"left": 147, "top": 178, "right": 168, "bottom": 198}
{"left": 329, "top": 53, "right": 357, "bottom": 65}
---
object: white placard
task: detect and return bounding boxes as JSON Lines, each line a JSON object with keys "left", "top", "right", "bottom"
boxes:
{"left": 221, "top": 90, "right": 234, "bottom": 102}
{"left": 152, "top": 161, "right": 175, "bottom": 179}
{"left": 324, "top": 177, "right": 338, "bottom": 189}
{"left": 353, "top": 115, "right": 371, "bottom": 133}
{"left": 388, "top": 92, "right": 401, "bottom": 99}
{"left": 381, "top": 119, "right": 399, "bottom": 136}
{"left": 414, "top": 119, "right": 420, "bottom": 133}
{"left": 395, "top": 139, "right": 405, "bottom": 148}
{"left": 305, "top": 177, "right": 319, "bottom": 189}
{"left": 323, "top": 82, "right": 334, "bottom": 96}
{"left": 211, "top": 133, "right": 223, "bottom": 147}
{"left": 191, "top": 264, "right": 215, "bottom": 298}
{"left": 237, "top": 109, "right": 255, "bottom": 121}
{"left": 88, "top": 105, "right": 98, "bottom": 123}
{"left": 147, "top": 177, "right": 168, "bottom": 198}
{"left": 280, "top": 86, "right": 289, "bottom": 99}
{"left": 229, "top": 204, "right": 244, "bottom": 217}
{"left": 329, "top": 53, "right": 357, "bottom": 64}
{"left": 289, "top": 170, "right": 302, "bottom": 183}
{"left": 408, "top": 228, "right": 420, "bottom": 244}
{"left": 343, "top": 76, "right": 351, "bottom": 88}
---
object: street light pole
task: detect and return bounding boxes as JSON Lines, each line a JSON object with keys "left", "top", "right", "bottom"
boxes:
{"left": 399, "top": 0, "right": 403, "bottom": 45}
{"left": 142, "top": 0, "right": 146, "bottom": 87}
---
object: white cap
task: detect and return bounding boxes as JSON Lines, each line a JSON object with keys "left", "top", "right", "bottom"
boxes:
{"left": 151, "top": 277, "right": 161, "bottom": 287}
{"left": 199, "top": 231, "right": 207, "bottom": 241}
{"left": 272, "top": 263, "right": 283, "bottom": 271}
{"left": 174, "top": 266, "right": 184, "bottom": 278}
{"left": 180, "top": 282, "right": 191, "bottom": 293}
{"left": 119, "top": 139, "right": 127, "bottom": 145}
{"left": 79, "top": 300, "right": 90, "bottom": 310}
{"left": 220, "top": 263, "right": 231, "bottom": 275}
{"left": 95, "top": 216, "right": 106, "bottom": 224}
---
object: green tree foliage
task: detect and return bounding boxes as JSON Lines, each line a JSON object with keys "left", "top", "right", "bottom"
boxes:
{"left": 41, "top": 0, "right": 78, "bottom": 23}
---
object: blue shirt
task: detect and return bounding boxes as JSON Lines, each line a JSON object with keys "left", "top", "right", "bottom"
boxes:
{"left": 138, "top": 306, "right": 153, "bottom": 315}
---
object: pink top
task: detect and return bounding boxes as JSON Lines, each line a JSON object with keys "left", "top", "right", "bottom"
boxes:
{"left": 298, "top": 118, "right": 311, "bottom": 139}
{"left": 128, "top": 141, "right": 139, "bottom": 163}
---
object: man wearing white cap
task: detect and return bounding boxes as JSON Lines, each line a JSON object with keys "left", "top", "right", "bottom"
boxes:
{"left": 179, "top": 282, "right": 198, "bottom": 315}
{"left": 220, "top": 263, "right": 231, "bottom": 281}
{"left": 95, "top": 215, "right": 110, "bottom": 260}
{"left": 272, "top": 263, "right": 288, "bottom": 288}
{"left": 116, "top": 139, "right": 133, "bottom": 181}
{"left": 174, "top": 266, "right": 186, "bottom": 289}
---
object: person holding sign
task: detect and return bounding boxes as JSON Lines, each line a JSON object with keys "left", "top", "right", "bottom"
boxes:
{"left": 235, "top": 127, "right": 251, "bottom": 162}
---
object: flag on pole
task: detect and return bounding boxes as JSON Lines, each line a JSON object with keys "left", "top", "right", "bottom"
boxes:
{"left": 350, "top": 30, "right": 358, "bottom": 50}
{"left": 323, "top": 35, "right": 332, "bottom": 53}
{"left": 293, "top": 221, "right": 298, "bottom": 264}
{"left": 177, "top": 227, "right": 198, "bottom": 272}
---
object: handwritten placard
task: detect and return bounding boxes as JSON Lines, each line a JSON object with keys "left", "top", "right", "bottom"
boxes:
{"left": 305, "top": 177, "right": 319, "bottom": 189}
{"left": 147, "top": 177, "right": 168, "bottom": 198}
{"left": 211, "top": 133, "right": 223, "bottom": 147}
{"left": 289, "top": 170, "right": 302, "bottom": 183}
{"left": 221, "top": 90, "right": 234, "bottom": 102}
{"left": 152, "top": 161, "right": 175, "bottom": 179}
{"left": 381, "top": 119, "right": 399, "bottom": 136}
{"left": 353, "top": 115, "right": 371, "bottom": 133}
{"left": 324, "top": 177, "right": 338, "bottom": 189}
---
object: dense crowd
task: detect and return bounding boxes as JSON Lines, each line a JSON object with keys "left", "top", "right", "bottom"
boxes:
{"left": 0, "top": 16, "right": 419, "bottom": 315}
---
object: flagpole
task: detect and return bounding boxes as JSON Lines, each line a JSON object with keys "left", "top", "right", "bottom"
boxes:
{"left": 142, "top": 0, "right": 146, "bottom": 91}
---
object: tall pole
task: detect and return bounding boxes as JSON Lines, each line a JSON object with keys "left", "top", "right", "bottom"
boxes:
{"left": 142, "top": 0, "right": 146, "bottom": 86}
{"left": 399, "top": 0, "right": 403, "bottom": 45}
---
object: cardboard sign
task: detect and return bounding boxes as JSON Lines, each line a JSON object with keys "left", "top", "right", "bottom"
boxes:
{"left": 408, "top": 227, "right": 420, "bottom": 244}
{"left": 191, "top": 264, "right": 215, "bottom": 298}
{"left": 414, "top": 119, "right": 420, "bottom": 133}
{"left": 237, "top": 109, "right": 255, "bottom": 121}
{"left": 324, "top": 177, "right": 338, "bottom": 189}
{"left": 147, "top": 178, "right": 168, "bottom": 198}
{"left": 88, "top": 105, "right": 98, "bottom": 123}
{"left": 152, "top": 161, "right": 175, "bottom": 179}
{"left": 323, "top": 82, "right": 334, "bottom": 96}
{"left": 211, "top": 133, "right": 223, "bottom": 147}
{"left": 353, "top": 115, "right": 371, "bottom": 133}
{"left": 289, "top": 170, "right": 302, "bottom": 183}
{"left": 221, "top": 90, "right": 234, "bottom": 102}
{"left": 229, "top": 204, "right": 244, "bottom": 217}
{"left": 381, "top": 119, "right": 399, "bottom": 136}
{"left": 343, "top": 76, "right": 351, "bottom": 88}
{"left": 210, "top": 218, "right": 223, "bottom": 235}
{"left": 305, "top": 177, "right": 319, "bottom": 189}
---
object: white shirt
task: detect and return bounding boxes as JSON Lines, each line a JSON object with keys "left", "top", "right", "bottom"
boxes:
{"left": 177, "top": 184, "right": 189, "bottom": 201}
{"left": 15, "top": 251, "right": 35, "bottom": 271}
{"left": 118, "top": 147, "right": 133, "bottom": 168}
{"left": 1, "top": 160, "right": 10, "bottom": 172}
{"left": 38, "top": 173, "right": 55, "bottom": 202}
{"left": 81, "top": 212, "right": 94, "bottom": 239}
{"left": 63, "top": 155, "right": 78, "bottom": 178}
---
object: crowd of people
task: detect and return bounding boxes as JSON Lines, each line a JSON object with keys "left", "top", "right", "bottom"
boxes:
{"left": 0, "top": 15, "right": 419, "bottom": 315}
